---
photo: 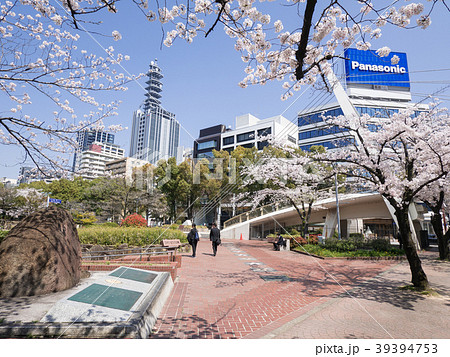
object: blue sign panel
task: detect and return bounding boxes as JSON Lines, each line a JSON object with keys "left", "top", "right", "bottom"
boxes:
{"left": 344, "top": 48, "right": 410, "bottom": 88}
{"left": 48, "top": 198, "right": 62, "bottom": 204}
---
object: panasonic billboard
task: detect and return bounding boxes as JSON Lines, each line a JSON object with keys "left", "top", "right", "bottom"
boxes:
{"left": 344, "top": 48, "right": 410, "bottom": 88}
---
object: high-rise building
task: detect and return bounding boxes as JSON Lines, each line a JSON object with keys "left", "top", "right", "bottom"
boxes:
{"left": 76, "top": 142, "right": 125, "bottom": 179}
{"left": 72, "top": 130, "right": 115, "bottom": 171}
{"left": 129, "top": 60, "right": 180, "bottom": 165}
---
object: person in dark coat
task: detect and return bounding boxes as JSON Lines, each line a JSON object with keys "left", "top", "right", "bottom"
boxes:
{"left": 188, "top": 224, "right": 199, "bottom": 257}
{"left": 209, "top": 222, "right": 221, "bottom": 256}
{"left": 273, "top": 233, "right": 284, "bottom": 251}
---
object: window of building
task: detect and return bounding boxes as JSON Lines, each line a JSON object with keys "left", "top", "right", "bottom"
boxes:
{"left": 223, "top": 147, "right": 234, "bottom": 153}
{"left": 197, "top": 140, "right": 217, "bottom": 150}
{"left": 257, "top": 127, "right": 271, "bottom": 137}
{"left": 223, "top": 136, "right": 234, "bottom": 145}
{"left": 236, "top": 131, "right": 255, "bottom": 143}
{"left": 239, "top": 143, "right": 255, "bottom": 149}
{"left": 300, "top": 137, "right": 355, "bottom": 151}
{"left": 257, "top": 141, "right": 269, "bottom": 150}
{"left": 197, "top": 151, "right": 214, "bottom": 159}
{"left": 298, "top": 108, "right": 344, "bottom": 127}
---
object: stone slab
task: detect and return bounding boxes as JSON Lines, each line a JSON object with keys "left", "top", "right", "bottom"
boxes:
{"left": 0, "top": 266, "right": 173, "bottom": 338}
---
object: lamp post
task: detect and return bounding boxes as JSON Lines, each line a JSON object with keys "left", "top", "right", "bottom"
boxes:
{"left": 334, "top": 166, "right": 341, "bottom": 240}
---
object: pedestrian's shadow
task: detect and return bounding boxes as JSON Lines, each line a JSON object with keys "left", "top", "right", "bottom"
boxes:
{"left": 202, "top": 253, "right": 215, "bottom": 256}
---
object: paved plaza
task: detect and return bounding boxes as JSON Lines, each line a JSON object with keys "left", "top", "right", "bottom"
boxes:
{"left": 151, "top": 239, "right": 450, "bottom": 339}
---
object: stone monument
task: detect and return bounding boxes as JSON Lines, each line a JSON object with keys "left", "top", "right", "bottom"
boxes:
{"left": 0, "top": 206, "right": 81, "bottom": 298}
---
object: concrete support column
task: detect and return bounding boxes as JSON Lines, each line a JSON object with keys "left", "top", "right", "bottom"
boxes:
{"left": 324, "top": 210, "right": 337, "bottom": 239}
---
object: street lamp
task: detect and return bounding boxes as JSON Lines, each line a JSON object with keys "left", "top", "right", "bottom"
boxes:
{"left": 334, "top": 165, "right": 341, "bottom": 240}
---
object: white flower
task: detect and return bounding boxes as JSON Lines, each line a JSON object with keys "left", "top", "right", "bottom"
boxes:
{"left": 391, "top": 55, "right": 400, "bottom": 65}
{"left": 417, "top": 15, "right": 431, "bottom": 29}
{"left": 112, "top": 30, "right": 122, "bottom": 41}
{"left": 376, "top": 46, "right": 391, "bottom": 57}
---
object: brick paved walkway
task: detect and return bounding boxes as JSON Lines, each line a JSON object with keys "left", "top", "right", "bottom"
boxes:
{"left": 151, "top": 239, "right": 405, "bottom": 339}
{"left": 269, "top": 251, "right": 450, "bottom": 339}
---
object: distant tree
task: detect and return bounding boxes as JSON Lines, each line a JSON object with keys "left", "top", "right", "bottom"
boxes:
{"left": 14, "top": 187, "right": 47, "bottom": 217}
{"left": 155, "top": 157, "right": 193, "bottom": 222}
{"left": 0, "top": 184, "right": 18, "bottom": 220}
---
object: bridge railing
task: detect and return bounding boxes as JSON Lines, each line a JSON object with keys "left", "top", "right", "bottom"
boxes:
{"left": 223, "top": 200, "right": 293, "bottom": 228}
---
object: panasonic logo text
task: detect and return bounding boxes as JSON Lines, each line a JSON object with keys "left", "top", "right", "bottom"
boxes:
{"left": 351, "top": 61, "right": 406, "bottom": 74}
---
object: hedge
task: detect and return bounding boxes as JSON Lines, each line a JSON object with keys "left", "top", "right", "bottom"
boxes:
{"left": 296, "top": 244, "right": 405, "bottom": 257}
{"left": 77, "top": 226, "right": 186, "bottom": 246}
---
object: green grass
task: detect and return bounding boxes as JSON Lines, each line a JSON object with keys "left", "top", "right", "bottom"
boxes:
{"left": 294, "top": 244, "right": 405, "bottom": 258}
{"left": 77, "top": 226, "right": 186, "bottom": 247}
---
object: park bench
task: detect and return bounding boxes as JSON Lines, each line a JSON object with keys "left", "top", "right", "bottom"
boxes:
{"left": 266, "top": 236, "right": 290, "bottom": 251}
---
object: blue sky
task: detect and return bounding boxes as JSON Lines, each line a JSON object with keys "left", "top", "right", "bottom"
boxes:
{"left": 1, "top": 2, "right": 449, "bottom": 179}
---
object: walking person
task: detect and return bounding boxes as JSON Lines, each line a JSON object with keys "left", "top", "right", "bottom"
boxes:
{"left": 210, "top": 222, "right": 221, "bottom": 256}
{"left": 188, "top": 224, "right": 199, "bottom": 257}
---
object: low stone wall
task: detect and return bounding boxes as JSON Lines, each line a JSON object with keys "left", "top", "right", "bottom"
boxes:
{"left": 81, "top": 261, "right": 178, "bottom": 281}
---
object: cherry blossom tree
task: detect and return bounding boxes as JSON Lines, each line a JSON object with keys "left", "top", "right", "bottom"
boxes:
{"left": 242, "top": 140, "right": 333, "bottom": 237}
{"left": 145, "top": 0, "right": 445, "bottom": 97}
{"left": 320, "top": 103, "right": 450, "bottom": 289}
{"left": 0, "top": 1, "right": 136, "bottom": 176}
{"left": 2, "top": 1, "right": 447, "bottom": 177}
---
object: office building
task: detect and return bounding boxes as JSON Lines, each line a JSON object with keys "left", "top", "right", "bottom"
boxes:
{"left": 221, "top": 114, "right": 298, "bottom": 152}
{"left": 105, "top": 157, "right": 150, "bottom": 183}
{"left": 76, "top": 142, "right": 125, "bottom": 179}
{"left": 129, "top": 60, "right": 180, "bottom": 165}
{"left": 297, "top": 48, "right": 428, "bottom": 151}
{"left": 193, "top": 125, "right": 228, "bottom": 159}
{"left": 72, "top": 129, "right": 115, "bottom": 172}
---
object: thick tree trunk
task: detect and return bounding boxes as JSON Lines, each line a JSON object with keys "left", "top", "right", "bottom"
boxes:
{"left": 430, "top": 211, "right": 450, "bottom": 260}
{"left": 395, "top": 208, "right": 429, "bottom": 290}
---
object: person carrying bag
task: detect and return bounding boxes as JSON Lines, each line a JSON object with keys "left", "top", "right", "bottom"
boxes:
{"left": 188, "top": 223, "right": 199, "bottom": 257}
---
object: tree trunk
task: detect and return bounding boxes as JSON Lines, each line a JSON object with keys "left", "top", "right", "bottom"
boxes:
{"left": 430, "top": 211, "right": 450, "bottom": 260}
{"left": 395, "top": 208, "right": 429, "bottom": 290}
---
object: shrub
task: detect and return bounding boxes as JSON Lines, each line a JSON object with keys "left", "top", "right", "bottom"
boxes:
{"left": 161, "top": 224, "right": 180, "bottom": 230}
{"left": 121, "top": 214, "right": 147, "bottom": 227}
{"left": 324, "top": 238, "right": 358, "bottom": 252}
{"left": 71, "top": 211, "right": 97, "bottom": 226}
{"left": 349, "top": 233, "right": 364, "bottom": 239}
{"left": 101, "top": 222, "right": 119, "bottom": 227}
{"left": 368, "top": 238, "right": 391, "bottom": 251}
{"left": 78, "top": 226, "right": 186, "bottom": 246}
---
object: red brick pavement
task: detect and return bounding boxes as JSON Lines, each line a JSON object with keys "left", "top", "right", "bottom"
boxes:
{"left": 150, "top": 239, "right": 397, "bottom": 339}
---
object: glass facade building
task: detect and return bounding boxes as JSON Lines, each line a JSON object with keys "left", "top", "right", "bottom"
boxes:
{"left": 297, "top": 48, "right": 428, "bottom": 152}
